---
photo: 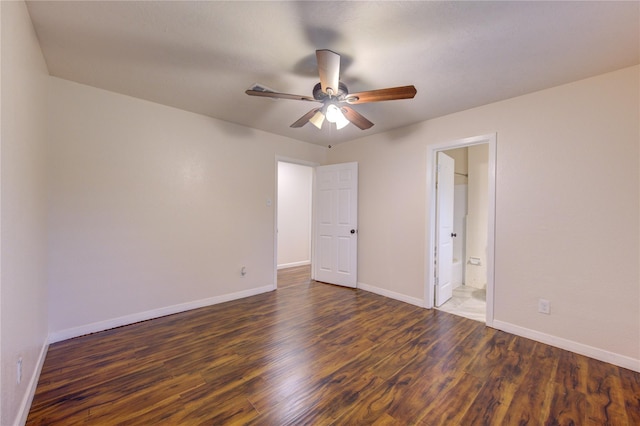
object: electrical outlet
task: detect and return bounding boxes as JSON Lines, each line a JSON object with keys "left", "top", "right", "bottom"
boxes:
{"left": 17, "top": 357, "right": 23, "bottom": 384}
{"left": 538, "top": 298, "right": 551, "bottom": 315}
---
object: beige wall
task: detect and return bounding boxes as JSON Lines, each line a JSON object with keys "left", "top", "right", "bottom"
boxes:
{"left": 3, "top": 4, "right": 638, "bottom": 421}
{"left": 328, "top": 66, "right": 639, "bottom": 366}
{"left": 3, "top": 8, "right": 639, "bottom": 422}
{"left": 1, "top": 2, "right": 50, "bottom": 424}
{"left": 46, "top": 77, "right": 327, "bottom": 338}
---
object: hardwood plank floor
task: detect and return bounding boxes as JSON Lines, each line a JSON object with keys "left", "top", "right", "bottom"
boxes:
{"left": 277, "top": 264, "right": 311, "bottom": 288}
{"left": 27, "top": 268, "right": 640, "bottom": 425}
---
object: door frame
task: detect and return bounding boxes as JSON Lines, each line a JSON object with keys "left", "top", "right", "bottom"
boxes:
{"left": 274, "top": 156, "right": 319, "bottom": 290}
{"left": 425, "top": 133, "right": 497, "bottom": 327}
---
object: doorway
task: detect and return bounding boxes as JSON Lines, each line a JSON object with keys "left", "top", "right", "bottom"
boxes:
{"left": 426, "top": 134, "right": 496, "bottom": 326}
{"left": 276, "top": 160, "right": 314, "bottom": 288}
{"left": 275, "top": 159, "right": 359, "bottom": 290}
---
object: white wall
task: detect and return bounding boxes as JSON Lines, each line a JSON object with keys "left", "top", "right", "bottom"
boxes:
{"left": 328, "top": 66, "right": 640, "bottom": 369}
{"left": 46, "top": 77, "right": 327, "bottom": 340}
{"left": 277, "top": 162, "right": 313, "bottom": 269}
{"left": 1, "top": 2, "right": 50, "bottom": 424}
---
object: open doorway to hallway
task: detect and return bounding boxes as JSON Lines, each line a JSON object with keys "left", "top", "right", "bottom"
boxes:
{"left": 275, "top": 159, "right": 359, "bottom": 290}
{"left": 276, "top": 161, "right": 313, "bottom": 288}
{"left": 277, "top": 264, "right": 312, "bottom": 288}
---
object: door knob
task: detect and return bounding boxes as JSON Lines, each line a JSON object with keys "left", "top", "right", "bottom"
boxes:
{"left": 350, "top": 229, "right": 356, "bottom": 234}
{"left": 451, "top": 232, "right": 457, "bottom": 238}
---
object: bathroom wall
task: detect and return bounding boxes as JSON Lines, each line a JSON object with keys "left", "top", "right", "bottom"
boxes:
{"left": 446, "top": 147, "right": 469, "bottom": 185}
{"left": 453, "top": 184, "right": 468, "bottom": 287}
{"left": 465, "top": 144, "right": 489, "bottom": 289}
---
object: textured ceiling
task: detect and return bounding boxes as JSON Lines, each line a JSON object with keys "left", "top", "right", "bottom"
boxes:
{"left": 26, "top": 1, "right": 639, "bottom": 147}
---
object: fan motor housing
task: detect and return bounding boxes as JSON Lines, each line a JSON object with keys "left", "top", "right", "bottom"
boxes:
{"left": 313, "top": 82, "right": 348, "bottom": 101}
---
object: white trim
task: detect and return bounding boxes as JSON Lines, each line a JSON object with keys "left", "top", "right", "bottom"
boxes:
{"left": 358, "top": 282, "right": 424, "bottom": 308}
{"left": 277, "top": 260, "right": 311, "bottom": 270}
{"left": 425, "top": 133, "right": 497, "bottom": 328}
{"left": 493, "top": 320, "right": 640, "bottom": 373}
{"left": 275, "top": 156, "right": 320, "bottom": 168}
{"left": 486, "top": 138, "right": 497, "bottom": 326}
{"left": 49, "top": 285, "right": 274, "bottom": 344}
{"left": 16, "top": 340, "right": 49, "bottom": 426}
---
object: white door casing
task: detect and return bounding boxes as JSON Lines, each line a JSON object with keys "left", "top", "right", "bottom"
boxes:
{"left": 425, "top": 133, "right": 496, "bottom": 327}
{"left": 435, "top": 152, "right": 455, "bottom": 306}
{"left": 313, "top": 162, "right": 358, "bottom": 288}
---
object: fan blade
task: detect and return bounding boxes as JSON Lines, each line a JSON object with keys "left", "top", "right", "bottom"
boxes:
{"left": 341, "top": 106, "right": 374, "bottom": 130}
{"left": 316, "top": 49, "right": 340, "bottom": 96}
{"left": 245, "top": 90, "right": 317, "bottom": 102}
{"left": 344, "top": 85, "right": 417, "bottom": 104}
{"left": 290, "top": 108, "right": 322, "bottom": 128}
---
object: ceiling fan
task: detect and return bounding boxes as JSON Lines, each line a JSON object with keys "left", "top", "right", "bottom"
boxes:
{"left": 245, "top": 49, "right": 417, "bottom": 131}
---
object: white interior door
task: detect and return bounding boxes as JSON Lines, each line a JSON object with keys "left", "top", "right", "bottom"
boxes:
{"left": 435, "top": 152, "right": 455, "bottom": 306}
{"left": 313, "top": 162, "right": 358, "bottom": 288}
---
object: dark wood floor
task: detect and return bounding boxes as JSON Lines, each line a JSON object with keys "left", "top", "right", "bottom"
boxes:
{"left": 28, "top": 267, "right": 640, "bottom": 425}
{"left": 277, "top": 264, "right": 311, "bottom": 288}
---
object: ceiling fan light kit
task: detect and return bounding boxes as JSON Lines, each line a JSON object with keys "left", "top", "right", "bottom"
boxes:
{"left": 334, "top": 111, "right": 350, "bottom": 130}
{"left": 246, "top": 49, "right": 417, "bottom": 132}
{"left": 324, "top": 104, "right": 346, "bottom": 126}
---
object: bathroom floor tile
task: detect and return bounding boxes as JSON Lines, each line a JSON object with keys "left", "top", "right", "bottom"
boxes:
{"left": 436, "top": 284, "right": 486, "bottom": 322}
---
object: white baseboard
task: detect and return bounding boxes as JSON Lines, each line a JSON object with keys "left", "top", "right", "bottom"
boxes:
{"left": 357, "top": 284, "right": 639, "bottom": 372}
{"left": 49, "top": 285, "right": 274, "bottom": 344}
{"left": 357, "top": 282, "right": 424, "bottom": 308}
{"left": 16, "top": 339, "right": 49, "bottom": 426}
{"left": 492, "top": 320, "right": 640, "bottom": 373}
{"left": 277, "top": 260, "right": 311, "bottom": 270}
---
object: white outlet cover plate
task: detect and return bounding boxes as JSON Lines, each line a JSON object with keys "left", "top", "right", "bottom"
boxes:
{"left": 538, "top": 299, "right": 550, "bottom": 314}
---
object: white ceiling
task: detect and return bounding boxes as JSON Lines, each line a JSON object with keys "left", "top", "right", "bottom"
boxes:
{"left": 26, "top": 1, "right": 639, "bottom": 147}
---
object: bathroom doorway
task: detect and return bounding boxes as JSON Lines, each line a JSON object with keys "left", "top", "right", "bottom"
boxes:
{"left": 426, "top": 134, "right": 496, "bottom": 325}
